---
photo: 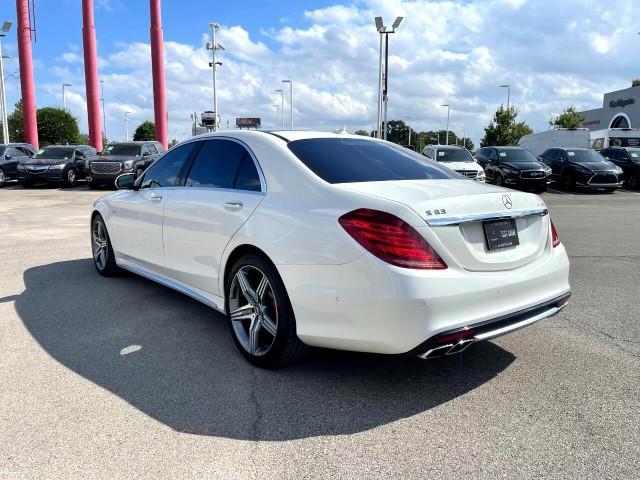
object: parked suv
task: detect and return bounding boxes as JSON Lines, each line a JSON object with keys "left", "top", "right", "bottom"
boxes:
{"left": 539, "top": 147, "right": 623, "bottom": 192}
{"left": 0, "top": 143, "right": 37, "bottom": 186}
{"left": 422, "top": 145, "right": 485, "bottom": 181}
{"left": 475, "top": 146, "right": 551, "bottom": 192}
{"left": 17, "top": 145, "right": 97, "bottom": 187}
{"left": 600, "top": 146, "right": 640, "bottom": 190}
{"left": 88, "top": 141, "right": 164, "bottom": 188}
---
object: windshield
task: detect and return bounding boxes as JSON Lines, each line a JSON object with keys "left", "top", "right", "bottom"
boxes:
{"left": 627, "top": 150, "right": 640, "bottom": 162}
{"left": 497, "top": 149, "right": 538, "bottom": 162}
{"left": 435, "top": 148, "right": 474, "bottom": 163}
{"left": 288, "top": 138, "right": 459, "bottom": 184}
{"left": 102, "top": 144, "right": 141, "bottom": 156}
{"left": 35, "top": 147, "right": 74, "bottom": 159}
{"left": 566, "top": 149, "right": 606, "bottom": 163}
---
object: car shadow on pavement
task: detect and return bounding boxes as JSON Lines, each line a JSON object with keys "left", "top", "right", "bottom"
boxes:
{"left": 17, "top": 259, "right": 515, "bottom": 441}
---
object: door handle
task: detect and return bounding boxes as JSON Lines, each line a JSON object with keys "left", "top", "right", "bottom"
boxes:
{"left": 224, "top": 201, "right": 243, "bottom": 210}
{"left": 149, "top": 193, "right": 163, "bottom": 202}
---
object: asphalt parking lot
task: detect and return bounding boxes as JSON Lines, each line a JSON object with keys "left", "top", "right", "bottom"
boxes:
{"left": 1, "top": 183, "right": 639, "bottom": 479}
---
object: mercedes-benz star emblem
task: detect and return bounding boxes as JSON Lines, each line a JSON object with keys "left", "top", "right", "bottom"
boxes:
{"left": 502, "top": 194, "right": 513, "bottom": 209}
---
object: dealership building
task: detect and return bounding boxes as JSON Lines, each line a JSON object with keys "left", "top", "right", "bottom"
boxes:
{"left": 579, "top": 85, "right": 640, "bottom": 131}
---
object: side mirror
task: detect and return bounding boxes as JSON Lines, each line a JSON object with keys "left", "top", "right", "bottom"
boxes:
{"left": 4, "top": 154, "right": 12, "bottom": 160}
{"left": 115, "top": 173, "right": 136, "bottom": 190}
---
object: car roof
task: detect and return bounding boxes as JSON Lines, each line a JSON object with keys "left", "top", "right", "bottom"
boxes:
{"left": 425, "top": 144, "right": 465, "bottom": 150}
{"left": 107, "top": 141, "right": 156, "bottom": 145}
{"left": 484, "top": 146, "right": 523, "bottom": 150}
{"left": 191, "top": 130, "right": 375, "bottom": 143}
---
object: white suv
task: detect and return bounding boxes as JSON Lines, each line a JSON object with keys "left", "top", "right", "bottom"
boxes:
{"left": 423, "top": 145, "right": 486, "bottom": 182}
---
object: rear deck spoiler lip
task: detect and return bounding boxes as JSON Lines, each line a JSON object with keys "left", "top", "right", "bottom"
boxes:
{"left": 425, "top": 208, "right": 548, "bottom": 226}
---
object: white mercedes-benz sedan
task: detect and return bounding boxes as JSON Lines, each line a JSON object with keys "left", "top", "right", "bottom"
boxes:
{"left": 91, "top": 130, "right": 570, "bottom": 367}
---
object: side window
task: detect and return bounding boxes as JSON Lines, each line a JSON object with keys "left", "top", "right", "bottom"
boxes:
{"left": 140, "top": 142, "right": 199, "bottom": 189}
{"left": 5, "top": 146, "right": 19, "bottom": 157}
{"left": 141, "top": 144, "right": 150, "bottom": 156}
{"left": 185, "top": 139, "right": 260, "bottom": 191}
{"left": 423, "top": 148, "right": 432, "bottom": 159}
{"left": 488, "top": 149, "right": 498, "bottom": 161}
{"left": 148, "top": 143, "right": 159, "bottom": 155}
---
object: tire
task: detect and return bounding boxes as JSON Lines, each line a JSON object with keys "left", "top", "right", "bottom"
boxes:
{"left": 65, "top": 169, "right": 78, "bottom": 187}
{"left": 561, "top": 173, "right": 575, "bottom": 191}
{"left": 135, "top": 168, "right": 144, "bottom": 179}
{"left": 627, "top": 175, "right": 639, "bottom": 190}
{"left": 494, "top": 174, "right": 504, "bottom": 186}
{"left": 91, "top": 214, "right": 121, "bottom": 277}
{"left": 225, "top": 253, "right": 308, "bottom": 367}
{"left": 0, "top": 168, "right": 6, "bottom": 187}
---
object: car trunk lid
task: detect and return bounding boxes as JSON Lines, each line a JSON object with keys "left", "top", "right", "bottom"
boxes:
{"left": 337, "top": 179, "right": 549, "bottom": 272}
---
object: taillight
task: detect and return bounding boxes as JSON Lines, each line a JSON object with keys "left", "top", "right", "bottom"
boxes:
{"left": 551, "top": 219, "right": 560, "bottom": 248}
{"left": 338, "top": 208, "right": 447, "bottom": 269}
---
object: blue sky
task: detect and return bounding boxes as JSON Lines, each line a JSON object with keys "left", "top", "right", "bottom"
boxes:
{"left": 2, "top": 0, "right": 639, "bottom": 144}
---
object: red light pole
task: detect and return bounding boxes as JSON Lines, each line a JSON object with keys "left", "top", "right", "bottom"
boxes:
{"left": 149, "top": 0, "right": 168, "bottom": 149}
{"left": 15, "top": 0, "right": 38, "bottom": 148}
{"left": 82, "top": 0, "right": 103, "bottom": 151}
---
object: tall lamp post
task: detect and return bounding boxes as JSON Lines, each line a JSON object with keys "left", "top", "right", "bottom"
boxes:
{"left": 374, "top": 15, "right": 403, "bottom": 139}
{"left": 62, "top": 83, "right": 72, "bottom": 111}
{"left": 442, "top": 104, "right": 450, "bottom": 145}
{"left": 275, "top": 89, "right": 284, "bottom": 129}
{"left": 500, "top": 84, "right": 510, "bottom": 111}
{"left": 100, "top": 80, "right": 107, "bottom": 141}
{"left": 207, "top": 22, "right": 224, "bottom": 131}
{"left": 0, "top": 21, "right": 12, "bottom": 144}
{"left": 281, "top": 79, "right": 293, "bottom": 129}
{"left": 124, "top": 111, "right": 131, "bottom": 141}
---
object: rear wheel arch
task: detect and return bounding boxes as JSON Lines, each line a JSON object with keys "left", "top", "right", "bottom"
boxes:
{"left": 222, "top": 244, "right": 275, "bottom": 298}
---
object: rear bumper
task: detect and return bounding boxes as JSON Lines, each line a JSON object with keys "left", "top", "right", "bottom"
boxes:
{"left": 278, "top": 242, "right": 570, "bottom": 355}
{"left": 408, "top": 292, "right": 570, "bottom": 359}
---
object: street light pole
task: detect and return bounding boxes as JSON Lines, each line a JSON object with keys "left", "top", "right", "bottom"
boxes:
{"left": 275, "top": 89, "right": 284, "bottom": 129}
{"left": 500, "top": 84, "right": 510, "bottom": 111}
{"left": 100, "top": 80, "right": 107, "bottom": 142}
{"left": 442, "top": 104, "right": 450, "bottom": 145}
{"left": 62, "top": 83, "right": 72, "bottom": 111}
{"left": 0, "top": 21, "right": 11, "bottom": 144}
{"left": 124, "top": 111, "right": 131, "bottom": 141}
{"left": 208, "top": 22, "right": 224, "bottom": 131}
{"left": 282, "top": 79, "right": 293, "bottom": 129}
{"left": 374, "top": 16, "right": 403, "bottom": 139}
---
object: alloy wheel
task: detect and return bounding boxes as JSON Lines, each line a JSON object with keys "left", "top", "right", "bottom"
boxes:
{"left": 228, "top": 265, "right": 279, "bottom": 357}
{"left": 628, "top": 175, "right": 638, "bottom": 190}
{"left": 0, "top": 169, "right": 5, "bottom": 187}
{"left": 67, "top": 169, "right": 77, "bottom": 186}
{"left": 92, "top": 219, "right": 108, "bottom": 271}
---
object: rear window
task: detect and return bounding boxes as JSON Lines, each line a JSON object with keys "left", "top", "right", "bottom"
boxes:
{"left": 288, "top": 138, "right": 458, "bottom": 184}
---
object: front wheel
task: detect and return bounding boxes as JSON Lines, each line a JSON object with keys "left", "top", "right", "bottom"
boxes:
{"left": 627, "top": 175, "right": 639, "bottom": 190}
{"left": 135, "top": 168, "right": 144, "bottom": 178}
{"left": 65, "top": 169, "right": 78, "bottom": 187}
{"left": 226, "top": 254, "right": 308, "bottom": 367}
{"left": 91, "top": 214, "right": 121, "bottom": 276}
{"left": 0, "top": 168, "right": 6, "bottom": 187}
{"left": 561, "top": 173, "right": 575, "bottom": 191}
{"left": 494, "top": 174, "right": 504, "bottom": 186}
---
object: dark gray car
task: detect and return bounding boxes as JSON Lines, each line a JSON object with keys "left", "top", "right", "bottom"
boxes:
{"left": 0, "top": 143, "right": 37, "bottom": 186}
{"left": 88, "top": 141, "right": 164, "bottom": 188}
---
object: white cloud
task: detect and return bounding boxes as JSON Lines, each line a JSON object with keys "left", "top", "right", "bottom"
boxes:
{"left": 32, "top": 0, "right": 640, "bottom": 146}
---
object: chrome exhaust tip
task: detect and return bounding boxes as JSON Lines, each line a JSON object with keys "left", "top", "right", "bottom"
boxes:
{"left": 418, "top": 338, "right": 475, "bottom": 359}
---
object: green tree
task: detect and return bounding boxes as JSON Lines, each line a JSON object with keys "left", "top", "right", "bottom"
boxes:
{"left": 383, "top": 120, "right": 416, "bottom": 146}
{"left": 37, "top": 107, "right": 81, "bottom": 146}
{"left": 632, "top": 79, "right": 640, "bottom": 87}
{"left": 354, "top": 129, "right": 370, "bottom": 136}
{"left": 550, "top": 106, "right": 584, "bottom": 128}
{"left": 133, "top": 120, "right": 155, "bottom": 141}
{"left": 480, "top": 105, "right": 533, "bottom": 147}
{"left": 8, "top": 100, "right": 25, "bottom": 143}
